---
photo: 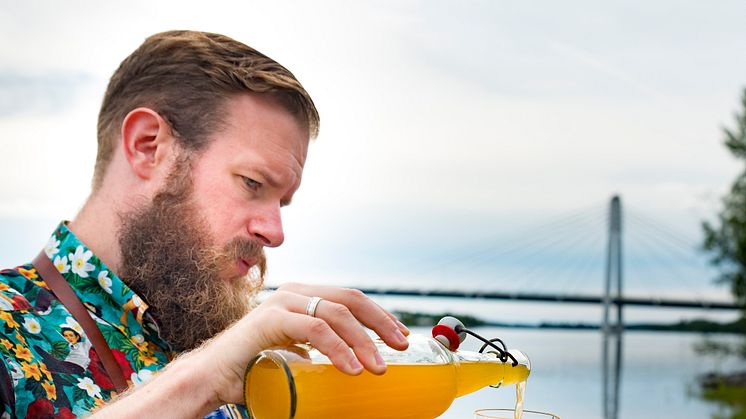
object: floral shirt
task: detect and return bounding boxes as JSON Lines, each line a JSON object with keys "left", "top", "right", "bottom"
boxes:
{"left": 0, "top": 223, "right": 246, "bottom": 418}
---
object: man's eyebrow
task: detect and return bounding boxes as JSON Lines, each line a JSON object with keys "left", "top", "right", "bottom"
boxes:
{"left": 255, "top": 168, "right": 281, "bottom": 188}
{"left": 253, "top": 167, "right": 295, "bottom": 207}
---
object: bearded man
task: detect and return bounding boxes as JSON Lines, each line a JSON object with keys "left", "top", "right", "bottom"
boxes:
{"left": 0, "top": 30, "right": 409, "bottom": 418}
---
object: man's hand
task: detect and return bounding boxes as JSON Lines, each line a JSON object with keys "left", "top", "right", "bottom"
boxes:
{"left": 92, "top": 284, "right": 410, "bottom": 417}
{"left": 202, "top": 283, "right": 411, "bottom": 407}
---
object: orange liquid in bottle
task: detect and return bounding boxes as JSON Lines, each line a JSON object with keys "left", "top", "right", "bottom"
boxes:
{"left": 246, "top": 359, "right": 530, "bottom": 419}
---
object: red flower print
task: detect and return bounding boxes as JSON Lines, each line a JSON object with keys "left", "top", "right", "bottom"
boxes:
{"left": 55, "top": 407, "right": 75, "bottom": 419}
{"left": 25, "top": 397, "right": 54, "bottom": 418}
{"left": 87, "top": 348, "right": 134, "bottom": 390}
{"left": 11, "top": 295, "right": 32, "bottom": 310}
{"left": 87, "top": 349, "right": 113, "bottom": 390}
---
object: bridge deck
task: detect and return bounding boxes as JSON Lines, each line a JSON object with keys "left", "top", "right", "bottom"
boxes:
{"left": 348, "top": 287, "right": 740, "bottom": 310}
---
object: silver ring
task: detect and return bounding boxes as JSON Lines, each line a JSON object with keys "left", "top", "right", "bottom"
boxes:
{"left": 305, "top": 296, "right": 323, "bottom": 317}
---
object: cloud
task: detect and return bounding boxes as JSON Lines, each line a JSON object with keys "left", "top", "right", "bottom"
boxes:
{"left": 545, "top": 40, "right": 668, "bottom": 102}
{"left": 0, "top": 72, "right": 94, "bottom": 117}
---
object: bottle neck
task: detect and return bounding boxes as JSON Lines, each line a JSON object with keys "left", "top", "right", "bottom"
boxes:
{"left": 454, "top": 350, "right": 531, "bottom": 398}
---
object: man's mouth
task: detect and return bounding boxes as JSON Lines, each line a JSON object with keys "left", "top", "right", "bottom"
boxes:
{"left": 236, "top": 257, "right": 258, "bottom": 276}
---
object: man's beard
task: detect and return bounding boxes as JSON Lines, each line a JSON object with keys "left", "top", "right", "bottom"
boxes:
{"left": 118, "top": 156, "right": 266, "bottom": 352}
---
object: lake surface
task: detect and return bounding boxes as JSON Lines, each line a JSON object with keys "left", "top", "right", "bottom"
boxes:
{"left": 406, "top": 327, "right": 745, "bottom": 419}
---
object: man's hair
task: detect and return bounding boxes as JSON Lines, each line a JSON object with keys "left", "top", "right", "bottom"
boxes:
{"left": 94, "top": 30, "right": 319, "bottom": 188}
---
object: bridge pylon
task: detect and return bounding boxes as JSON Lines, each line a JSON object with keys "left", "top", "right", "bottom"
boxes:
{"left": 602, "top": 195, "right": 623, "bottom": 419}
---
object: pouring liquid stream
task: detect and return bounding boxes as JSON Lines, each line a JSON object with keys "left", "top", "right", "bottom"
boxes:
{"left": 514, "top": 381, "right": 526, "bottom": 419}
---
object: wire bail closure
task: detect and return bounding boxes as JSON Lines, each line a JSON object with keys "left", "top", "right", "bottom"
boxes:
{"left": 432, "top": 316, "right": 519, "bottom": 367}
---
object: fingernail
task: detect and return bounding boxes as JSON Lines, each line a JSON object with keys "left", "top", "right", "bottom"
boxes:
{"left": 396, "top": 320, "right": 410, "bottom": 335}
{"left": 349, "top": 358, "right": 363, "bottom": 373}
{"left": 375, "top": 351, "right": 385, "bottom": 368}
{"left": 394, "top": 329, "right": 408, "bottom": 345}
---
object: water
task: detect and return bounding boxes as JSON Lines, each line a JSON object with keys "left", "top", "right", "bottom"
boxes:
{"left": 414, "top": 327, "right": 745, "bottom": 419}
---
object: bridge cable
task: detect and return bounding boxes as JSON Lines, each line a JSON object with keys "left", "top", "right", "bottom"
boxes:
{"left": 625, "top": 216, "right": 712, "bottom": 304}
{"left": 504, "top": 211, "right": 608, "bottom": 293}
{"left": 407, "top": 203, "right": 606, "bottom": 280}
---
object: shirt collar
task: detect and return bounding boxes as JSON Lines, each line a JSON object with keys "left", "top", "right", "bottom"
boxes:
{"left": 44, "top": 222, "right": 170, "bottom": 351}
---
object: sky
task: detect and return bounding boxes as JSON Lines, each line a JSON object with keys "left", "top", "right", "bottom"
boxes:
{"left": 1, "top": 0, "right": 746, "bottom": 323}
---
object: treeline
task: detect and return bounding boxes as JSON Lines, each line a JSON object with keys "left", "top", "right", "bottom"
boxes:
{"left": 394, "top": 311, "right": 487, "bottom": 327}
{"left": 394, "top": 310, "right": 746, "bottom": 334}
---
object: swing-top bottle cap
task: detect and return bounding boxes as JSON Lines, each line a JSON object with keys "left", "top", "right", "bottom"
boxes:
{"left": 431, "top": 316, "right": 467, "bottom": 351}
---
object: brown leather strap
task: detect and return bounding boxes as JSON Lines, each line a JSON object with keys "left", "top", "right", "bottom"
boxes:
{"left": 33, "top": 251, "right": 128, "bottom": 393}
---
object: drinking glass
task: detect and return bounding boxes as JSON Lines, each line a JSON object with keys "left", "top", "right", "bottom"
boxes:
{"left": 473, "top": 409, "right": 559, "bottom": 419}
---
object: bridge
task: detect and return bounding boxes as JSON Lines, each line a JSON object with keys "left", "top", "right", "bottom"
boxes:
{"left": 347, "top": 287, "right": 740, "bottom": 310}
{"left": 296, "top": 195, "right": 739, "bottom": 419}
{"left": 300, "top": 195, "right": 738, "bottom": 313}
{"left": 402, "top": 196, "right": 737, "bottom": 419}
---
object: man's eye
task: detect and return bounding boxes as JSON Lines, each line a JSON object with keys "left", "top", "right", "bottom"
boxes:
{"left": 242, "top": 176, "right": 261, "bottom": 191}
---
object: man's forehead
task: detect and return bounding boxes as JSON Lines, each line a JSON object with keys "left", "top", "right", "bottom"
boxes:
{"left": 223, "top": 93, "right": 310, "bottom": 137}
{"left": 191, "top": 95, "right": 310, "bottom": 185}
{"left": 219, "top": 94, "right": 309, "bottom": 151}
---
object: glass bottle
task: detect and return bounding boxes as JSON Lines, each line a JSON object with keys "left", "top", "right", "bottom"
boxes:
{"left": 243, "top": 334, "right": 530, "bottom": 419}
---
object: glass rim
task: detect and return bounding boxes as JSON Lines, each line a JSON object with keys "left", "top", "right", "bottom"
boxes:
{"left": 473, "top": 408, "right": 559, "bottom": 419}
{"left": 245, "top": 350, "right": 297, "bottom": 419}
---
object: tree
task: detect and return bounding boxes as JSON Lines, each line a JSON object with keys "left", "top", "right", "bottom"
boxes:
{"left": 703, "top": 88, "right": 746, "bottom": 317}
{"left": 699, "top": 89, "right": 746, "bottom": 419}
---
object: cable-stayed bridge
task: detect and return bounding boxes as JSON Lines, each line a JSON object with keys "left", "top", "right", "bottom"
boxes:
{"left": 393, "top": 195, "right": 738, "bottom": 419}
{"left": 335, "top": 195, "right": 738, "bottom": 312}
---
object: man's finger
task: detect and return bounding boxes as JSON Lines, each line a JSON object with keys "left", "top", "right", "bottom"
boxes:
{"left": 265, "top": 291, "right": 384, "bottom": 374}
{"left": 277, "top": 283, "right": 409, "bottom": 351}
{"left": 282, "top": 312, "right": 364, "bottom": 375}
{"left": 314, "top": 300, "right": 387, "bottom": 375}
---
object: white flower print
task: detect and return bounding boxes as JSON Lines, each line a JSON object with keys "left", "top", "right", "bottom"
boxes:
{"left": 53, "top": 255, "right": 70, "bottom": 274}
{"left": 44, "top": 236, "right": 60, "bottom": 258}
{"left": 77, "top": 377, "right": 102, "bottom": 398}
{"left": 69, "top": 246, "right": 95, "bottom": 278}
{"left": 22, "top": 318, "right": 41, "bottom": 334}
{"left": 97, "top": 270, "right": 113, "bottom": 294}
{"left": 7, "top": 360, "right": 22, "bottom": 386}
{"left": 130, "top": 369, "right": 154, "bottom": 387}
{"left": 0, "top": 298, "right": 12, "bottom": 311}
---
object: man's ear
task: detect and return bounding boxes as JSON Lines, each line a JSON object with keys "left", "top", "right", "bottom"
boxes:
{"left": 120, "top": 108, "right": 176, "bottom": 181}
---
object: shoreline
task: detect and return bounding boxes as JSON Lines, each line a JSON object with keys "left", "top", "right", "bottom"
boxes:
{"left": 396, "top": 311, "right": 746, "bottom": 335}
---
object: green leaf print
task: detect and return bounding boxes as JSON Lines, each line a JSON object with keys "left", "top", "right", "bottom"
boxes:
{"left": 72, "top": 386, "right": 89, "bottom": 406}
{"left": 76, "top": 281, "right": 119, "bottom": 308}
{"left": 50, "top": 340, "right": 70, "bottom": 359}
{"left": 23, "top": 377, "right": 43, "bottom": 398}
{"left": 101, "top": 327, "right": 127, "bottom": 349}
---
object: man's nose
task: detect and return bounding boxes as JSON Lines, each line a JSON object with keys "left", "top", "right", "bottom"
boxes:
{"left": 247, "top": 206, "right": 285, "bottom": 247}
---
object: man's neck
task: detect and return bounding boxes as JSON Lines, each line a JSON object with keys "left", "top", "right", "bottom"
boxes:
{"left": 67, "top": 192, "right": 125, "bottom": 276}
